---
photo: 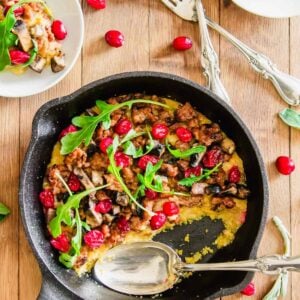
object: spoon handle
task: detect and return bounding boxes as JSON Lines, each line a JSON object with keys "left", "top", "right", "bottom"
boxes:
{"left": 177, "top": 255, "right": 300, "bottom": 275}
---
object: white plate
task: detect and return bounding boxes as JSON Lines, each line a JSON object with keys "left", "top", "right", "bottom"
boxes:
{"left": 232, "top": 0, "right": 300, "bottom": 18}
{"left": 0, "top": 0, "right": 84, "bottom": 98}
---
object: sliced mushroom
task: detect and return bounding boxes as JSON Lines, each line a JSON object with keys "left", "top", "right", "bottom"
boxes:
{"left": 51, "top": 55, "right": 65, "bottom": 73}
{"left": 205, "top": 185, "right": 222, "bottom": 195}
{"left": 112, "top": 205, "right": 121, "bottom": 215}
{"left": 114, "top": 192, "right": 129, "bottom": 207}
{"left": 91, "top": 170, "right": 103, "bottom": 186}
{"left": 149, "top": 141, "right": 165, "bottom": 158}
{"left": 103, "top": 213, "right": 115, "bottom": 223}
{"left": 221, "top": 138, "right": 236, "bottom": 155}
{"left": 236, "top": 184, "right": 250, "bottom": 199}
{"left": 13, "top": 20, "right": 33, "bottom": 52}
{"left": 220, "top": 183, "right": 238, "bottom": 196}
{"left": 30, "top": 24, "right": 44, "bottom": 38}
{"left": 191, "top": 182, "right": 208, "bottom": 195}
{"left": 30, "top": 56, "right": 46, "bottom": 73}
{"left": 45, "top": 208, "right": 56, "bottom": 224}
{"left": 85, "top": 208, "right": 103, "bottom": 228}
{"left": 73, "top": 167, "right": 95, "bottom": 190}
{"left": 190, "top": 152, "right": 205, "bottom": 167}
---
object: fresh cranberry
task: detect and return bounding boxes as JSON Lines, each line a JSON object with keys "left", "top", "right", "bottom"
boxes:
{"left": 50, "top": 233, "right": 70, "bottom": 253}
{"left": 151, "top": 123, "right": 169, "bottom": 139}
{"left": 95, "top": 199, "right": 112, "bottom": 213}
{"left": 86, "top": 0, "right": 106, "bottom": 9}
{"left": 117, "top": 216, "right": 130, "bottom": 233}
{"left": 137, "top": 155, "right": 159, "bottom": 170}
{"left": 99, "top": 137, "right": 113, "bottom": 153}
{"left": 84, "top": 230, "right": 104, "bottom": 249}
{"left": 276, "top": 156, "right": 295, "bottom": 175}
{"left": 51, "top": 20, "right": 67, "bottom": 40}
{"left": 228, "top": 166, "right": 241, "bottom": 183}
{"left": 39, "top": 190, "right": 54, "bottom": 208}
{"left": 4, "top": 5, "right": 25, "bottom": 16}
{"left": 173, "top": 36, "right": 193, "bottom": 51}
{"left": 202, "top": 149, "right": 223, "bottom": 168}
{"left": 176, "top": 127, "right": 192, "bottom": 143}
{"left": 114, "top": 118, "right": 132, "bottom": 135}
{"left": 150, "top": 212, "right": 167, "bottom": 230}
{"left": 59, "top": 125, "right": 77, "bottom": 140}
{"left": 68, "top": 173, "right": 81, "bottom": 192}
{"left": 114, "top": 151, "right": 130, "bottom": 167}
{"left": 145, "top": 189, "right": 158, "bottom": 199}
{"left": 163, "top": 201, "right": 179, "bottom": 216}
{"left": 9, "top": 50, "right": 30, "bottom": 65}
{"left": 105, "top": 30, "right": 124, "bottom": 48}
{"left": 184, "top": 166, "right": 202, "bottom": 178}
{"left": 241, "top": 282, "right": 256, "bottom": 296}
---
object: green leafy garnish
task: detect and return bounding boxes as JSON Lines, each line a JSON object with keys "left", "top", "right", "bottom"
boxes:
{"left": 20, "top": 39, "right": 38, "bottom": 68}
{"left": 60, "top": 99, "right": 171, "bottom": 155}
{"left": 178, "top": 163, "right": 222, "bottom": 187}
{"left": 0, "top": 202, "right": 10, "bottom": 222}
{"left": 166, "top": 142, "right": 206, "bottom": 158}
{"left": 279, "top": 108, "right": 300, "bottom": 129}
{"left": 59, "top": 252, "right": 77, "bottom": 269}
{"left": 123, "top": 141, "right": 144, "bottom": 158}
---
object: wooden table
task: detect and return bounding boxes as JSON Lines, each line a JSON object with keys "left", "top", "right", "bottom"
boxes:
{"left": 1, "top": 0, "right": 299, "bottom": 299}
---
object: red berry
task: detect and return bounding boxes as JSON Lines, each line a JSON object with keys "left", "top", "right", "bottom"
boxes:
{"left": 228, "top": 166, "right": 241, "bottom": 183}
{"left": 150, "top": 211, "right": 167, "bottom": 230}
{"left": 114, "top": 151, "right": 130, "bottom": 167}
{"left": 99, "top": 137, "right": 113, "bottom": 153}
{"left": 84, "top": 230, "right": 104, "bottom": 249}
{"left": 68, "top": 173, "right": 81, "bottom": 192}
{"left": 50, "top": 233, "right": 70, "bottom": 253}
{"left": 105, "top": 30, "right": 124, "bottom": 48}
{"left": 114, "top": 118, "right": 132, "bottom": 135}
{"left": 137, "top": 155, "right": 159, "bottom": 170}
{"left": 9, "top": 50, "right": 30, "bottom": 65}
{"left": 173, "top": 36, "right": 193, "bottom": 51}
{"left": 117, "top": 216, "right": 130, "bottom": 233}
{"left": 202, "top": 149, "right": 223, "bottom": 168}
{"left": 241, "top": 282, "right": 255, "bottom": 296}
{"left": 86, "top": 0, "right": 106, "bottom": 9}
{"left": 163, "top": 201, "right": 179, "bottom": 216}
{"left": 51, "top": 20, "right": 67, "bottom": 40}
{"left": 184, "top": 166, "right": 202, "bottom": 178}
{"left": 145, "top": 189, "right": 158, "bottom": 199}
{"left": 3, "top": 6, "right": 24, "bottom": 16}
{"left": 95, "top": 199, "right": 112, "bottom": 214}
{"left": 176, "top": 127, "right": 192, "bottom": 143}
{"left": 59, "top": 125, "right": 77, "bottom": 140}
{"left": 39, "top": 190, "right": 54, "bottom": 208}
{"left": 276, "top": 156, "right": 295, "bottom": 175}
{"left": 151, "top": 123, "right": 169, "bottom": 139}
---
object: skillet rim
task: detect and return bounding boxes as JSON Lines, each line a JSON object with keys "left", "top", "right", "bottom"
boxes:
{"left": 19, "top": 71, "right": 269, "bottom": 299}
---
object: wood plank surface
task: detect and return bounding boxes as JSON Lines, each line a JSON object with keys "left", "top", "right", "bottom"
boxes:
{"left": 0, "top": 0, "right": 299, "bottom": 299}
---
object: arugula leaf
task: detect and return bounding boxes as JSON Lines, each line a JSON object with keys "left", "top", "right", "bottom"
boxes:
{"left": 279, "top": 108, "right": 300, "bottom": 129}
{"left": 0, "top": 202, "right": 10, "bottom": 222}
{"left": 123, "top": 141, "right": 144, "bottom": 158}
{"left": 178, "top": 163, "right": 222, "bottom": 187}
{"left": 166, "top": 142, "right": 206, "bottom": 158}
{"left": 59, "top": 252, "right": 77, "bottom": 269}
{"left": 61, "top": 99, "right": 171, "bottom": 155}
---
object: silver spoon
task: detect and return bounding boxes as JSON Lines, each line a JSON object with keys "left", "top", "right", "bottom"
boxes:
{"left": 93, "top": 241, "right": 300, "bottom": 296}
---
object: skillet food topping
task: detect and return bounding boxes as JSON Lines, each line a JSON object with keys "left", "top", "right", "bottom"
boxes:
{"left": 41, "top": 94, "right": 249, "bottom": 275}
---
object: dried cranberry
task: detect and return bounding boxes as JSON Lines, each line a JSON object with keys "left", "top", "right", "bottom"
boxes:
{"left": 4, "top": 5, "right": 24, "bottom": 16}
{"left": 95, "top": 199, "right": 112, "bottom": 214}
{"left": 145, "top": 189, "right": 158, "bottom": 199}
{"left": 150, "top": 212, "right": 167, "bottom": 230}
{"left": 202, "top": 149, "right": 223, "bottom": 168}
{"left": 117, "top": 216, "right": 130, "bottom": 233}
{"left": 276, "top": 156, "right": 295, "bottom": 175}
{"left": 163, "top": 201, "right": 179, "bottom": 216}
{"left": 51, "top": 20, "right": 67, "bottom": 40}
{"left": 39, "top": 190, "right": 54, "bottom": 208}
{"left": 68, "top": 173, "right": 81, "bottom": 192}
{"left": 228, "top": 166, "right": 241, "bottom": 183}
{"left": 114, "top": 118, "right": 132, "bottom": 135}
{"left": 50, "top": 233, "right": 70, "bottom": 253}
{"left": 114, "top": 151, "right": 130, "bottom": 167}
{"left": 137, "top": 155, "right": 158, "bottom": 170}
{"left": 176, "top": 127, "right": 192, "bottom": 143}
{"left": 241, "top": 282, "right": 255, "bottom": 296}
{"left": 84, "top": 230, "right": 104, "bottom": 249}
{"left": 173, "top": 36, "right": 193, "bottom": 51}
{"left": 105, "top": 30, "right": 124, "bottom": 48}
{"left": 99, "top": 137, "right": 113, "bottom": 153}
{"left": 59, "top": 124, "right": 77, "bottom": 140}
{"left": 184, "top": 166, "right": 202, "bottom": 178}
{"left": 9, "top": 50, "right": 30, "bottom": 64}
{"left": 86, "top": 0, "right": 106, "bottom": 9}
{"left": 151, "top": 123, "right": 169, "bottom": 139}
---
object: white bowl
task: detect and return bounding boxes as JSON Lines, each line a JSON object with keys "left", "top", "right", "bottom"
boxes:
{"left": 0, "top": 0, "right": 84, "bottom": 98}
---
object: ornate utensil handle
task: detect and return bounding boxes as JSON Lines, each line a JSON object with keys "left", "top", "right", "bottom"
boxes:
{"left": 176, "top": 255, "right": 300, "bottom": 275}
{"left": 196, "top": 1, "right": 231, "bottom": 104}
{"left": 206, "top": 17, "right": 300, "bottom": 106}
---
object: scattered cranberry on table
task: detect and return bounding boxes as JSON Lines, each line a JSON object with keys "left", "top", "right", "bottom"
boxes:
{"left": 114, "top": 151, "right": 130, "bottom": 167}
{"left": 150, "top": 211, "right": 167, "bottom": 230}
{"left": 151, "top": 123, "right": 169, "bottom": 139}
{"left": 202, "top": 148, "right": 223, "bottom": 168}
{"left": 163, "top": 201, "right": 179, "bottom": 216}
{"left": 68, "top": 173, "right": 81, "bottom": 192}
{"left": 172, "top": 36, "right": 193, "bottom": 51}
{"left": 117, "top": 216, "right": 130, "bottom": 233}
{"left": 39, "top": 189, "right": 54, "bottom": 208}
{"left": 184, "top": 166, "right": 202, "bottom": 178}
{"left": 84, "top": 230, "right": 104, "bottom": 249}
{"left": 176, "top": 127, "right": 192, "bottom": 143}
{"left": 99, "top": 137, "right": 113, "bottom": 153}
{"left": 50, "top": 233, "right": 70, "bottom": 253}
{"left": 276, "top": 156, "right": 295, "bottom": 175}
{"left": 95, "top": 199, "right": 112, "bottom": 214}
{"left": 114, "top": 118, "right": 132, "bottom": 135}
{"left": 105, "top": 30, "right": 124, "bottom": 48}
{"left": 86, "top": 0, "right": 106, "bottom": 10}
{"left": 228, "top": 166, "right": 241, "bottom": 183}
{"left": 241, "top": 282, "right": 256, "bottom": 296}
{"left": 9, "top": 49, "right": 30, "bottom": 65}
{"left": 51, "top": 20, "right": 67, "bottom": 40}
{"left": 145, "top": 189, "right": 158, "bottom": 199}
{"left": 59, "top": 124, "right": 77, "bottom": 140}
{"left": 137, "top": 155, "right": 159, "bottom": 170}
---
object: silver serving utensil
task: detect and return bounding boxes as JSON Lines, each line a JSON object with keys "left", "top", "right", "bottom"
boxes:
{"left": 94, "top": 241, "right": 300, "bottom": 295}
{"left": 161, "top": 0, "right": 300, "bottom": 106}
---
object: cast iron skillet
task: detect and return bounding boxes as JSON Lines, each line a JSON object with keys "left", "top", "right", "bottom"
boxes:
{"left": 19, "top": 71, "right": 268, "bottom": 300}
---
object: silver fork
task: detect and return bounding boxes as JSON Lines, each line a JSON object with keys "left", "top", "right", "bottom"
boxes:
{"left": 161, "top": 0, "right": 300, "bottom": 106}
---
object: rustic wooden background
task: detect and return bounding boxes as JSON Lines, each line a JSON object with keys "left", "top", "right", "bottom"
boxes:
{"left": 0, "top": 0, "right": 299, "bottom": 299}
